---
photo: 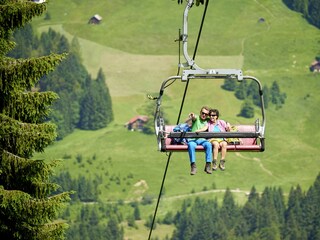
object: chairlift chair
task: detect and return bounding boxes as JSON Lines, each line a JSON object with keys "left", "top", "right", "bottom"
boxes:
{"left": 152, "top": 0, "right": 266, "bottom": 153}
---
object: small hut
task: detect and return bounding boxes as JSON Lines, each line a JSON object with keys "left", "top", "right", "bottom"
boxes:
{"left": 310, "top": 61, "right": 320, "bottom": 72}
{"left": 88, "top": 14, "right": 102, "bottom": 24}
{"left": 32, "top": 0, "right": 46, "bottom": 3}
{"left": 125, "top": 115, "right": 149, "bottom": 131}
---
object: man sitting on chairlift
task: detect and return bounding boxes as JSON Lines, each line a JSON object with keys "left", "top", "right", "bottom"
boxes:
{"left": 187, "top": 106, "right": 212, "bottom": 175}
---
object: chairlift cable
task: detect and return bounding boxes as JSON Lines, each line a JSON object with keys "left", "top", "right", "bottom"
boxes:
{"left": 148, "top": 1, "right": 210, "bottom": 239}
{"left": 147, "top": 152, "right": 172, "bottom": 240}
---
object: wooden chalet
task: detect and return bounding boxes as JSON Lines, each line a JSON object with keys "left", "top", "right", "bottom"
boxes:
{"left": 125, "top": 115, "right": 149, "bottom": 131}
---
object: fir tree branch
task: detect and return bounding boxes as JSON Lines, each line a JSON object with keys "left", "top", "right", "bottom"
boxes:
{"left": 0, "top": 113, "right": 57, "bottom": 157}
{"left": 0, "top": 54, "right": 67, "bottom": 95}
{"left": 2, "top": 91, "right": 59, "bottom": 123}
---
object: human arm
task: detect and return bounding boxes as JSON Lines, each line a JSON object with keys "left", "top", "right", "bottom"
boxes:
{"left": 187, "top": 112, "right": 196, "bottom": 122}
{"left": 195, "top": 124, "right": 208, "bottom": 132}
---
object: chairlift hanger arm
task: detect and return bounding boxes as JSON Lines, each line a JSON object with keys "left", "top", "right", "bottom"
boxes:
{"left": 180, "top": 0, "right": 244, "bottom": 81}
{"left": 153, "top": 76, "right": 182, "bottom": 140}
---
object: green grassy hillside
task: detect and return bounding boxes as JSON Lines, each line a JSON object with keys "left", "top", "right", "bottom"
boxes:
{"left": 32, "top": 0, "right": 320, "bottom": 238}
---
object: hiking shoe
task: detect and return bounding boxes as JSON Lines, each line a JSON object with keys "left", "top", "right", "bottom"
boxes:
{"left": 190, "top": 163, "right": 197, "bottom": 175}
{"left": 219, "top": 160, "right": 226, "bottom": 171}
{"left": 212, "top": 160, "right": 218, "bottom": 171}
{"left": 204, "top": 162, "right": 212, "bottom": 174}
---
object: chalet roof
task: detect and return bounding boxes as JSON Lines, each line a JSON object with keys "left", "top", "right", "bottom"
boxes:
{"left": 32, "top": 0, "right": 46, "bottom": 3}
{"left": 126, "top": 115, "right": 149, "bottom": 125}
{"left": 93, "top": 14, "right": 102, "bottom": 21}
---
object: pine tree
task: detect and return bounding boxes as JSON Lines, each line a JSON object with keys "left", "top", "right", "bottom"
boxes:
{"left": 172, "top": 201, "right": 194, "bottom": 240}
{"left": 239, "top": 100, "right": 255, "bottom": 118}
{"left": 39, "top": 37, "right": 87, "bottom": 138}
{"left": 308, "top": 0, "right": 320, "bottom": 28}
{"left": 96, "top": 68, "right": 113, "bottom": 125}
{"left": 221, "top": 78, "right": 236, "bottom": 91}
{"left": 270, "top": 81, "right": 286, "bottom": 109}
{"left": 78, "top": 69, "right": 113, "bottom": 130}
{"left": 219, "top": 188, "right": 239, "bottom": 231}
{"left": 235, "top": 186, "right": 260, "bottom": 237}
{"left": 133, "top": 204, "right": 141, "bottom": 220}
{"left": 302, "top": 174, "right": 320, "bottom": 239}
{"left": 78, "top": 75, "right": 100, "bottom": 130}
{"left": 283, "top": 185, "right": 306, "bottom": 239}
{"left": 256, "top": 187, "right": 282, "bottom": 239}
{"left": 0, "top": 1, "right": 71, "bottom": 239}
{"left": 235, "top": 81, "right": 248, "bottom": 100}
{"left": 7, "top": 23, "right": 35, "bottom": 58}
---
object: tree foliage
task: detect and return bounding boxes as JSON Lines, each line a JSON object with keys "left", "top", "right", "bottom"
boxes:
{"left": 51, "top": 172, "right": 101, "bottom": 202}
{"left": 78, "top": 68, "right": 113, "bottom": 130}
{"left": 171, "top": 173, "right": 320, "bottom": 240}
{"left": 222, "top": 79, "right": 286, "bottom": 118}
{"left": 65, "top": 204, "right": 124, "bottom": 240}
{"left": 283, "top": 0, "right": 320, "bottom": 28}
{"left": 9, "top": 25, "right": 114, "bottom": 139}
{"left": 0, "top": 1, "right": 71, "bottom": 239}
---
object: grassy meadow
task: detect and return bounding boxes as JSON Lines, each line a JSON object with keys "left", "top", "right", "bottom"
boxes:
{"left": 32, "top": 0, "right": 320, "bottom": 238}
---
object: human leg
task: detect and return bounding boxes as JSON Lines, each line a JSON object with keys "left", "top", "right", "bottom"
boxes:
{"left": 187, "top": 141, "right": 197, "bottom": 175}
{"left": 211, "top": 141, "right": 219, "bottom": 161}
{"left": 201, "top": 140, "right": 212, "bottom": 163}
{"left": 199, "top": 140, "right": 212, "bottom": 174}
{"left": 219, "top": 141, "right": 227, "bottom": 170}
{"left": 211, "top": 141, "right": 219, "bottom": 170}
{"left": 187, "top": 141, "right": 197, "bottom": 164}
{"left": 220, "top": 141, "right": 228, "bottom": 160}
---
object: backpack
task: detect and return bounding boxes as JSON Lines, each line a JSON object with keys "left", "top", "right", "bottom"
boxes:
{"left": 226, "top": 125, "right": 242, "bottom": 145}
{"left": 171, "top": 123, "right": 191, "bottom": 145}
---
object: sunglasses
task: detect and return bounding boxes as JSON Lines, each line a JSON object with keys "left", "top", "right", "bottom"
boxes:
{"left": 210, "top": 114, "right": 217, "bottom": 117}
{"left": 201, "top": 112, "right": 209, "bottom": 116}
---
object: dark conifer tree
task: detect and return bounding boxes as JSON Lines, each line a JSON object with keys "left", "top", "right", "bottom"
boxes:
{"left": 0, "top": 1, "right": 71, "bottom": 239}
{"left": 40, "top": 50, "right": 87, "bottom": 138}
{"left": 96, "top": 68, "right": 114, "bottom": 125}
{"left": 191, "top": 198, "right": 215, "bottom": 240}
{"left": 134, "top": 205, "right": 141, "bottom": 220}
{"left": 270, "top": 81, "right": 286, "bottom": 109}
{"left": 71, "top": 36, "right": 82, "bottom": 61}
{"left": 301, "top": 174, "right": 320, "bottom": 239}
{"left": 78, "top": 69, "right": 113, "bottom": 130}
{"left": 172, "top": 201, "right": 194, "bottom": 240}
{"left": 283, "top": 185, "right": 306, "bottom": 239}
{"left": 7, "top": 23, "right": 35, "bottom": 58}
{"left": 221, "top": 78, "right": 236, "bottom": 91}
{"left": 239, "top": 100, "right": 255, "bottom": 118}
{"left": 308, "top": 0, "right": 320, "bottom": 28}
{"left": 235, "top": 186, "right": 260, "bottom": 237}
{"left": 257, "top": 187, "right": 282, "bottom": 239}
{"left": 235, "top": 81, "right": 248, "bottom": 100}
{"left": 57, "top": 35, "right": 69, "bottom": 54}
{"left": 219, "top": 188, "right": 239, "bottom": 231}
{"left": 293, "top": 0, "right": 308, "bottom": 15}
{"left": 39, "top": 28, "right": 55, "bottom": 56}
{"left": 272, "top": 187, "right": 286, "bottom": 227}
{"left": 105, "top": 216, "right": 124, "bottom": 240}
{"left": 78, "top": 75, "right": 100, "bottom": 130}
